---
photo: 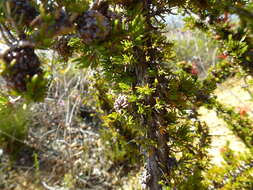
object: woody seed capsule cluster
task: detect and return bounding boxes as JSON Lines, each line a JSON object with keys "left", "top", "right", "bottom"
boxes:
{"left": 1, "top": 43, "right": 42, "bottom": 92}
{"left": 75, "top": 10, "right": 111, "bottom": 44}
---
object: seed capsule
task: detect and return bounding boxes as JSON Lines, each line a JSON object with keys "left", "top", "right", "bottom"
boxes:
{"left": 75, "top": 10, "right": 111, "bottom": 44}
{"left": 1, "top": 42, "right": 42, "bottom": 92}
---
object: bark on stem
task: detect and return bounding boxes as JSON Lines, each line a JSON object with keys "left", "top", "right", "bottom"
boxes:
{"left": 135, "top": 2, "right": 172, "bottom": 189}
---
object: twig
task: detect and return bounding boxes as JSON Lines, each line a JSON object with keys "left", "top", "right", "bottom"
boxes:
{"left": 2, "top": 23, "right": 16, "bottom": 42}
{"left": 0, "top": 129, "right": 26, "bottom": 145}
{"left": 5, "top": 1, "right": 24, "bottom": 39}
{"left": 0, "top": 24, "right": 12, "bottom": 46}
{"left": 42, "top": 182, "right": 57, "bottom": 190}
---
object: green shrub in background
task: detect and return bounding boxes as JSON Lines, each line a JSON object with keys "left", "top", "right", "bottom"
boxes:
{"left": 204, "top": 144, "right": 253, "bottom": 190}
{"left": 0, "top": 95, "right": 30, "bottom": 158}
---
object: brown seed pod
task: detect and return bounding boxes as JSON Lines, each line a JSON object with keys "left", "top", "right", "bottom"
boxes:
{"left": 1, "top": 42, "right": 42, "bottom": 92}
{"left": 75, "top": 10, "right": 111, "bottom": 44}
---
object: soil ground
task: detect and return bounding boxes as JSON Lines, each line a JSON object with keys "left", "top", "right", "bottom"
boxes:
{"left": 199, "top": 77, "right": 252, "bottom": 165}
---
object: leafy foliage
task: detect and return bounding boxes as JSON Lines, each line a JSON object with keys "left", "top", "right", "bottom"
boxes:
{"left": 204, "top": 145, "right": 253, "bottom": 190}
{"left": 1, "top": 0, "right": 253, "bottom": 189}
